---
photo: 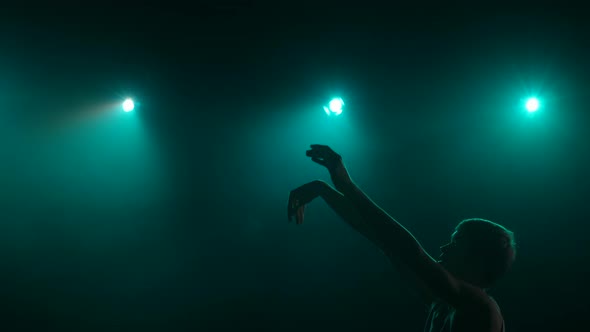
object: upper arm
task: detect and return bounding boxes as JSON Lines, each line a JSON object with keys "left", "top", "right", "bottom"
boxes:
{"left": 384, "top": 250, "right": 435, "bottom": 308}
{"left": 404, "top": 250, "right": 488, "bottom": 310}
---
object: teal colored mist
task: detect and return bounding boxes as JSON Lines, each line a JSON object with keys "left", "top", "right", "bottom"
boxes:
{"left": 1, "top": 5, "right": 589, "bottom": 332}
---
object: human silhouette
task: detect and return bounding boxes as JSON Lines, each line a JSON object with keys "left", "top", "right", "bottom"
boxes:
{"left": 288, "top": 144, "right": 516, "bottom": 332}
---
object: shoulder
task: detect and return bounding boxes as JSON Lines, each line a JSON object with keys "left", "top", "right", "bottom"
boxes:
{"left": 453, "top": 290, "right": 504, "bottom": 331}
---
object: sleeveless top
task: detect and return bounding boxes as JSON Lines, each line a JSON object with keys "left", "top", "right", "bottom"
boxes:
{"left": 423, "top": 300, "right": 505, "bottom": 332}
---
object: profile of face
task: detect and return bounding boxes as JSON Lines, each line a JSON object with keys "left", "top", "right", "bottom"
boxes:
{"left": 437, "top": 219, "right": 515, "bottom": 287}
{"left": 438, "top": 230, "right": 469, "bottom": 275}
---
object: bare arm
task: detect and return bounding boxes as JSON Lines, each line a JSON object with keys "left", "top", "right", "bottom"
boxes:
{"left": 317, "top": 180, "right": 384, "bottom": 248}
{"left": 307, "top": 145, "right": 484, "bottom": 310}
{"left": 317, "top": 181, "right": 434, "bottom": 306}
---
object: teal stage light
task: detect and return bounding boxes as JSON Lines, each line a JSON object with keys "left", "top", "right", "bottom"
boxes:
{"left": 122, "top": 98, "right": 135, "bottom": 112}
{"left": 525, "top": 97, "right": 540, "bottom": 113}
{"left": 323, "top": 98, "right": 344, "bottom": 116}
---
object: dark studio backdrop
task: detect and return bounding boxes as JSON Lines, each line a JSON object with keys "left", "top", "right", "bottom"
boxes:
{"left": 0, "top": 2, "right": 589, "bottom": 331}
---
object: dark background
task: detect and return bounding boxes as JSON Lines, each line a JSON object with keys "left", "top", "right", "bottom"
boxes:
{"left": 1, "top": 2, "right": 589, "bottom": 331}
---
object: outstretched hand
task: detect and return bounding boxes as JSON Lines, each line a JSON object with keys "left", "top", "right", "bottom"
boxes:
{"left": 305, "top": 144, "right": 343, "bottom": 171}
{"left": 287, "top": 180, "right": 325, "bottom": 224}
{"left": 306, "top": 144, "right": 352, "bottom": 190}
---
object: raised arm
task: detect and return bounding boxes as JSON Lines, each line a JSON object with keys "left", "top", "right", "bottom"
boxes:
{"left": 288, "top": 180, "right": 433, "bottom": 305}
{"left": 317, "top": 181, "right": 435, "bottom": 306}
{"left": 305, "top": 145, "right": 483, "bottom": 309}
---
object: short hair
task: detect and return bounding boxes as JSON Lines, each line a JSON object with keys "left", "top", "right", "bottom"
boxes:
{"left": 455, "top": 218, "right": 517, "bottom": 287}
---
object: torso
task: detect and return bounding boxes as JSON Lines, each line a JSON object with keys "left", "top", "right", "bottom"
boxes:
{"left": 424, "top": 297, "right": 505, "bottom": 332}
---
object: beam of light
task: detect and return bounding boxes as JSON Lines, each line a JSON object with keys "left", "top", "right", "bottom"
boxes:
{"left": 525, "top": 97, "right": 540, "bottom": 113}
{"left": 122, "top": 98, "right": 135, "bottom": 112}
{"left": 323, "top": 98, "right": 344, "bottom": 116}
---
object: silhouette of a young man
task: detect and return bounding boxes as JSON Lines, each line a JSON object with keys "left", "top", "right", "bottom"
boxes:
{"left": 288, "top": 145, "right": 516, "bottom": 332}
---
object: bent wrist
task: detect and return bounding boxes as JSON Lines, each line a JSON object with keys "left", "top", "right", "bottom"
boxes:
{"left": 313, "top": 180, "right": 334, "bottom": 197}
{"left": 330, "top": 167, "right": 353, "bottom": 189}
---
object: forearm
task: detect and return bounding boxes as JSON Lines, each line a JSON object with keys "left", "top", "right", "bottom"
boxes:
{"left": 317, "top": 181, "right": 387, "bottom": 251}
{"left": 319, "top": 180, "right": 434, "bottom": 304}
{"left": 330, "top": 165, "right": 425, "bottom": 265}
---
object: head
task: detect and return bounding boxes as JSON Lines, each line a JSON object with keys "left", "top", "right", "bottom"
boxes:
{"left": 439, "top": 218, "right": 516, "bottom": 289}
